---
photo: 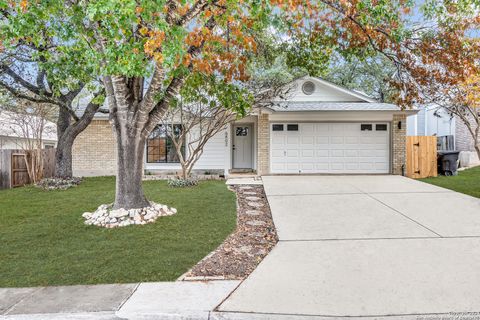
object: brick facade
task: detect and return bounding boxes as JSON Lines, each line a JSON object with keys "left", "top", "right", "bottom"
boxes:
{"left": 392, "top": 114, "right": 407, "bottom": 175}
{"left": 257, "top": 113, "right": 270, "bottom": 175}
{"left": 72, "top": 119, "right": 117, "bottom": 176}
{"left": 455, "top": 114, "right": 477, "bottom": 152}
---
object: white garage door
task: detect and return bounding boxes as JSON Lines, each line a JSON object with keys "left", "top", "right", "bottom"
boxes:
{"left": 270, "top": 123, "right": 390, "bottom": 174}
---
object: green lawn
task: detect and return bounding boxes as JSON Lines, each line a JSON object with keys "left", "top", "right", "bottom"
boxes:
{"left": 420, "top": 166, "right": 480, "bottom": 199}
{"left": 0, "top": 177, "right": 236, "bottom": 287}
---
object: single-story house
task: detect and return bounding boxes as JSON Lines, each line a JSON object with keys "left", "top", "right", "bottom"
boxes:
{"left": 406, "top": 104, "right": 480, "bottom": 167}
{"left": 0, "top": 110, "right": 57, "bottom": 150}
{"left": 72, "top": 76, "right": 416, "bottom": 177}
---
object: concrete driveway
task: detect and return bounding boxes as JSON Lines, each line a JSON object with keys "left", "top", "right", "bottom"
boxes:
{"left": 219, "top": 175, "right": 480, "bottom": 318}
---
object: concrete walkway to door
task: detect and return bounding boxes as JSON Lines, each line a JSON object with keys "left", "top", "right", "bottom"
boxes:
{"left": 218, "top": 175, "right": 480, "bottom": 318}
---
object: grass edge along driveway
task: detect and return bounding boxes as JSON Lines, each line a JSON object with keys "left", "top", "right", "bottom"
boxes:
{"left": 0, "top": 177, "right": 236, "bottom": 288}
{"left": 420, "top": 166, "right": 480, "bottom": 199}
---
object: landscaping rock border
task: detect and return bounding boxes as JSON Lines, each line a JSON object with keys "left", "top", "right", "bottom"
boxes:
{"left": 182, "top": 185, "right": 278, "bottom": 280}
{"left": 35, "top": 177, "right": 82, "bottom": 190}
{"left": 83, "top": 202, "right": 177, "bottom": 228}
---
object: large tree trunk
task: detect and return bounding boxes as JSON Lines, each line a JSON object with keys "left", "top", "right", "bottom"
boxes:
{"left": 54, "top": 107, "right": 73, "bottom": 178}
{"left": 113, "top": 135, "right": 149, "bottom": 209}
{"left": 54, "top": 99, "right": 102, "bottom": 178}
{"left": 54, "top": 137, "right": 74, "bottom": 178}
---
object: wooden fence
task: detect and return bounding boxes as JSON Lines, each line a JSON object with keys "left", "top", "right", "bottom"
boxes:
{"left": 0, "top": 148, "right": 56, "bottom": 189}
{"left": 406, "top": 136, "right": 438, "bottom": 179}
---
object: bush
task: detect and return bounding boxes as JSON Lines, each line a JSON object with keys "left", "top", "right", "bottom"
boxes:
{"left": 35, "top": 177, "right": 82, "bottom": 190}
{"left": 167, "top": 177, "right": 198, "bottom": 188}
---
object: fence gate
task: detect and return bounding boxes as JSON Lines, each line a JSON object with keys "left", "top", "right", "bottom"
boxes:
{"left": 406, "top": 136, "right": 438, "bottom": 179}
{"left": 11, "top": 153, "right": 31, "bottom": 187}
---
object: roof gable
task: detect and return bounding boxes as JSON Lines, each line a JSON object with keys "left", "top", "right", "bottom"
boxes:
{"left": 279, "top": 76, "right": 377, "bottom": 103}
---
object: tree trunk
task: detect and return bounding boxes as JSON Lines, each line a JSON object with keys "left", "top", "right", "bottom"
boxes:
{"left": 54, "top": 107, "right": 74, "bottom": 178}
{"left": 113, "top": 136, "right": 150, "bottom": 209}
{"left": 475, "top": 143, "right": 480, "bottom": 161}
{"left": 53, "top": 99, "right": 102, "bottom": 178}
{"left": 54, "top": 136, "right": 74, "bottom": 178}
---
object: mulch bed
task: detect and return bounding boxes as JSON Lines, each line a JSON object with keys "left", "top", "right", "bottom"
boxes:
{"left": 183, "top": 184, "right": 278, "bottom": 280}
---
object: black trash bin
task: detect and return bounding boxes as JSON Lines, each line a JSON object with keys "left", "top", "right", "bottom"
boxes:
{"left": 437, "top": 151, "right": 460, "bottom": 176}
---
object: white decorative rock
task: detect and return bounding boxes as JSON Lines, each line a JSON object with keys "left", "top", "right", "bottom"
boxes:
{"left": 82, "top": 201, "right": 177, "bottom": 228}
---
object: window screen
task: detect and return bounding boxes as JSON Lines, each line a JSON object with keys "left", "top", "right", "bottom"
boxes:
{"left": 376, "top": 124, "right": 388, "bottom": 131}
{"left": 272, "top": 124, "right": 284, "bottom": 131}
{"left": 361, "top": 124, "right": 373, "bottom": 131}
{"left": 287, "top": 124, "right": 299, "bottom": 131}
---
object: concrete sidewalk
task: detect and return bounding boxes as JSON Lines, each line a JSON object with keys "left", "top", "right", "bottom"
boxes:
{"left": 1, "top": 281, "right": 240, "bottom": 320}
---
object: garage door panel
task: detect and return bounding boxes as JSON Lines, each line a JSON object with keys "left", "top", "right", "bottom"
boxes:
{"left": 301, "top": 163, "right": 314, "bottom": 171}
{"left": 287, "top": 136, "right": 299, "bottom": 144}
{"left": 301, "top": 136, "right": 314, "bottom": 144}
{"left": 375, "top": 163, "right": 389, "bottom": 170}
{"left": 316, "top": 150, "right": 329, "bottom": 157}
{"left": 271, "top": 149, "right": 284, "bottom": 157}
{"left": 302, "top": 123, "right": 315, "bottom": 133}
{"left": 345, "top": 163, "right": 359, "bottom": 170}
{"left": 345, "top": 136, "right": 358, "bottom": 144}
{"left": 272, "top": 136, "right": 285, "bottom": 144}
{"left": 270, "top": 122, "right": 390, "bottom": 174}
{"left": 287, "top": 163, "right": 300, "bottom": 171}
{"left": 330, "top": 150, "right": 344, "bottom": 157}
{"left": 287, "top": 150, "right": 299, "bottom": 157}
{"left": 302, "top": 150, "right": 314, "bottom": 157}
{"left": 330, "top": 137, "right": 344, "bottom": 144}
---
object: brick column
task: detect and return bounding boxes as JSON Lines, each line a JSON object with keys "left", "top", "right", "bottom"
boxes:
{"left": 257, "top": 113, "right": 270, "bottom": 175}
{"left": 392, "top": 114, "right": 407, "bottom": 175}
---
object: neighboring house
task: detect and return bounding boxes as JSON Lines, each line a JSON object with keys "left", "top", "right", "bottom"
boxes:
{"left": 406, "top": 105, "right": 480, "bottom": 167}
{"left": 72, "top": 76, "right": 416, "bottom": 177}
{"left": 0, "top": 110, "right": 57, "bottom": 150}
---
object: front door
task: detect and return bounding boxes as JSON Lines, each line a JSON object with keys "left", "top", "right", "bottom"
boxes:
{"left": 233, "top": 124, "right": 253, "bottom": 169}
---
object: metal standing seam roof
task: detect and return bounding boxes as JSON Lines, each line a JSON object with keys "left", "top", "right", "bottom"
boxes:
{"left": 267, "top": 102, "right": 403, "bottom": 112}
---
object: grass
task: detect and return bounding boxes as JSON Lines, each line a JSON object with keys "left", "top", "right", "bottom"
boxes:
{"left": 420, "top": 166, "right": 480, "bottom": 199}
{"left": 0, "top": 177, "right": 236, "bottom": 287}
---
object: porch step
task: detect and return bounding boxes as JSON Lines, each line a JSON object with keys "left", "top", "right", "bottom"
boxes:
{"left": 226, "top": 177, "right": 263, "bottom": 185}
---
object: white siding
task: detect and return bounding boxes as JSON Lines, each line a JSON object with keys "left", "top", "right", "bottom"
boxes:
{"left": 407, "top": 114, "right": 418, "bottom": 136}
{"left": 278, "top": 77, "right": 367, "bottom": 103}
{"left": 192, "top": 128, "right": 228, "bottom": 170}
{"left": 410, "top": 106, "right": 455, "bottom": 137}
{"left": 269, "top": 111, "right": 396, "bottom": 122}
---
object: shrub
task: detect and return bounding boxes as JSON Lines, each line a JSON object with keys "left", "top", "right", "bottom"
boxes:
{"left": 167, "top": 177, "right": 198, "bottom": 188}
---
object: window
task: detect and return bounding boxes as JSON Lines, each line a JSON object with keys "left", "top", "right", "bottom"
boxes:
{"left": 376, "top": 124, "right": 388, "bottom": 131}
{"left": 44, "top": 144, "right": 55, "bottom": 149}
{"left": 235, "top": 127, "right": 249, "bottom": 136}
{"left": 146, "top": 124, "right": 184, "bottom": 163}
{"left": 272, "top": 124, "right": 284, "bottom": 131}
{"left": 287, "top": 124, "right": 299, "bottom": 131}
{"left": 361, "top": 124, "right": 373, "bottom": 131}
